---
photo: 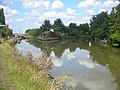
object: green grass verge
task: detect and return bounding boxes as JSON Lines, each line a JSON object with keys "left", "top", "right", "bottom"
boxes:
{"left": 0, "top": 39, "right": 52, "bottom": 90}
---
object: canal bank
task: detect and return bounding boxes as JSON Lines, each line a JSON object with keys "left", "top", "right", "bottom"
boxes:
{"left": 0, "top": 39, "right": 53, "bottom": 90}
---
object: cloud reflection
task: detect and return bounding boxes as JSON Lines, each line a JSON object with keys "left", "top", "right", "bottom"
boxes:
{"left": 78, "top": 60, "right": 95, "bottom": 69}
{"left": 64, "top": 48, "right": 76, "bottom": 60}
{"left": 60, "top": 70, "right": 117, "bottom": 90}
{"left": 50, "top": 51, "right": 64, "bottom": 67}
{"left": 16, "top": 40, "right": 42, "bottom": 58}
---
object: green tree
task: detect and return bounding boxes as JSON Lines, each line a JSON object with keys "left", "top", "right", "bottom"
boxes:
{"left": 53, "top": 18, "right": 65, "bottom": 35}
{"left": 0, "top": 26, "right": 13, "bottom": 37}
{"left": 28, "top": 28, "right": 41, "bottom": 37}
{"left": 90, "top": 12, "right": 108, "bottom": 40}
{"left": 6, "top": 28, "right": 13, "bottom": 36}
{"left": 69, "top": 23, "right": 79, "bottom": 37}
{"left": 108, "top": 4, "right": 120, "bottom": 47}
{"left": 79, "top": 23, "right": 90, "bottom": 36}
{"left": 40, "top": 20, "right": 51, "bottom": 31}
{"left": 0, "top": 8, "right": 5, "bottom": 25}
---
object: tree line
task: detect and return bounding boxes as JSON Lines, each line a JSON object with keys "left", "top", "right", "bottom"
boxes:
{"left": 0, "top": 8, "right": 13, "bottom": 37}
{"left": 26, "top": 3, "right": 120, "bottom": 47}
{"left": 26, "top": 18, "right": 90, "bottom": 39}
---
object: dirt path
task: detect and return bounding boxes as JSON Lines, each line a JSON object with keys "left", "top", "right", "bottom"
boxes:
{"left": 0, "top": 45, "right": 15, "bottom": 90}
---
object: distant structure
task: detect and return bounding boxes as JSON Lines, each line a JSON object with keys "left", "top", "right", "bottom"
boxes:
{"left": 43, "top": 31, "right": 59, "bottom": 40}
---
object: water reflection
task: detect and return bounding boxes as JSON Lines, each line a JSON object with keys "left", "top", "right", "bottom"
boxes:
{"left": 16, "top": 39, "right": 120, "bottom": 90}
{"left": 16, "top": 40, "right": 42, "bottom": 59}
{"left": 50, "top": 51, "right": 64, "bottom": 67}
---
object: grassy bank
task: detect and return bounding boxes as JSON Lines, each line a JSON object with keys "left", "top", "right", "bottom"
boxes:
{"left": 0, "top": 39, "right": 53, "bottom": 90}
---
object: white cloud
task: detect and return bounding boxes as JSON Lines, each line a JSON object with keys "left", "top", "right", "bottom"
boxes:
{"left": 6, "top": 18, "right": 13, "bottom": 25}
{"left": 51, "top": 0, "right": 64, "bottom": 10}
{"left": 41, "top": 11, "right": 76, "bottom": 20}
{"left": 34, "top": 22, "right": 40, "bottom": 26}
{"left": 22, "top": 0, "right": 50, "bottom": 9}
{"left": 0, "top": 5, "right": 19, "bottom": 16}
{"left": 78, "top": 0, "right": 95, "bottom": 9}
{"left": 0, "top": 0, "right": 16, "bottom": 5}
{"left": 99, "top": 9, "right": 106, "bottom": 13}
{"left": 43, "top": 11, "right": 57, "bottom": 18}
{"left": 86, "top": 9, "right": 96, "bottom": 15}
{"left": 16, "top": 18, "right": 25, "bottom": 22}
{"left": 95, "top": 1, "right": 103, "bottom": 8}
{"left": 58, "top": 12, "right": 75, "bottom": 19}
{"left": 22, "top": 1, "right": 42, "bottom": 9}
{"left": 103, "top": 0, "right": 119, "bottom": 9}
{"left": 28, "top": 9, "right": 40, "bottom": 17}
{"left": 38, "top": 16, "right": 46, "bottom": 23}
{"left": 81, "top": 16, "right": 91, "bottom": 23}
{"left": 67, "top": 7, "right": 76, "bottom": 15}
{"left": 11, "top": 10, "right": 19, "bottom": 15}
{"left": 42, "top": 1, "right": 50, "bottom": 9}
{"left": 0, "top": 5, "right": 19, "bottom": 25}
{"left": 78, "top": 0, "right": 119, "bottom": 16}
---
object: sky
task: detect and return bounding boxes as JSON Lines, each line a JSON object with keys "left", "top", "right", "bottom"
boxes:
{"left": 0, "top": 0, "right": 119, "bottom": 33}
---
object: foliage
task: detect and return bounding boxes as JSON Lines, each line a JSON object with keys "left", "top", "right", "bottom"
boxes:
{"left": 0, "top": 8, "right": 5, "bottom": 25}
{"left": 0, "top": 26, "right": 13, "bottom": 37}
{"left": 27, "top": 20, "right": 52, "bottom": 38}
{"left": 68, "top": 23, "right": 79, "bottom": 37}
{"left": 79, "top": 23, "right": 90, "bottom": 36}
{"left": 108, "top": 4, "right": 120, "bottom": 47}
{"left": 0, "top": 8, "right": 13, "bottom": 37}
{"left": 53, "top": 18, "right": 65, "bottom": 35}
{"left": 0, "top": 39, "right": 53, "bottom": 90}
{"left": 89, "top": 3, "right": 120, "bottom": 47}
{"left": 90, "top": 12, "right": 108, "bottom": 40}
{"left": 40, "top": 20, "right": 51, "bottom": 31}
{"left": 28, "top": 28, "right": 42, "bottom": 37}
{"left": 26, "top": 4, "right": 120, "bottom": 47}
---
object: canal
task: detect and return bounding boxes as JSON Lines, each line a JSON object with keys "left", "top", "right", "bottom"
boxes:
{"left": 16, "top": 39, "right": 120, "bottom": 90}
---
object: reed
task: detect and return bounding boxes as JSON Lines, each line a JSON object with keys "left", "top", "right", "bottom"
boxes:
{"left": 0, "top": 39, "right": 54, "bottom": 90}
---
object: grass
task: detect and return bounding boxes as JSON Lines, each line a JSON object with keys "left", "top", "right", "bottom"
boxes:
{"left": 0, "top": 39, "right": 53, "bottom": 90}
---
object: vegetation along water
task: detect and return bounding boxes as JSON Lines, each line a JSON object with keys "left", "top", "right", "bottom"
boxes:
{"left": 0, "top": 1, "right": 120, "bottom": 90}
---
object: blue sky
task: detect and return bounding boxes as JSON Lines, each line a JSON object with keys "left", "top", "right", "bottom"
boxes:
{"left": 0, "top": 0, "right": 119, "bottom": 33}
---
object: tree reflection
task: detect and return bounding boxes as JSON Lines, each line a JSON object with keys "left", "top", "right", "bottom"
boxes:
{"left": 90, "top": 43, "right": 120, "bottom": 89}
{"left": 27, "top": 39, "right": 120, "bottom": 89}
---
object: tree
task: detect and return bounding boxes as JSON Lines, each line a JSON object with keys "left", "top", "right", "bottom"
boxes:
{"left": 69, "top": 23, "right": 79, "bottom": 37}
{"left": 6, "top": 28, "right": 13, "bottom": 36}
{"left": 28, "top": 28, "right": 41, "bottom": 37}
{"left": 0, "top": 26, "right": 13, "bottom": 37}
{"left": 108, "top": 4, "right": 120, "bottom": 47}
{"left": 0, "top": 8, "right": 5, "bottom": 25}
{"left": 40, "top": 20, "right": 51, "bottom": 31}
{"left": 53, "top": 18, "right": 65, "bottom": 35}
{"left": 79, "top": 23, "right": 90, "bottom": 36}
{"left": 90, "top": 12, "right": 108, "bottom": 40}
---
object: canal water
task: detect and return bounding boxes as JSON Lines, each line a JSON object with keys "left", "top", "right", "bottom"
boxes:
{"left": 16, "top": 39, "right": 120, "bottom": 90}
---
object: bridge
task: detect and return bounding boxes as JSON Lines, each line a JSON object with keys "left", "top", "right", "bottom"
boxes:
{"left": 14, "top": 33, "right": 26, "bottom": 40}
